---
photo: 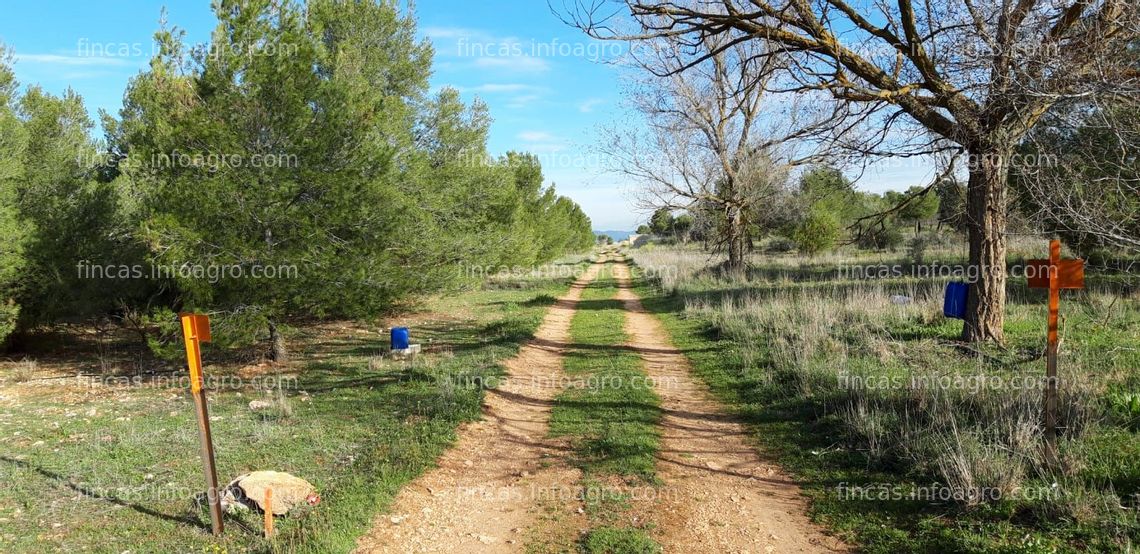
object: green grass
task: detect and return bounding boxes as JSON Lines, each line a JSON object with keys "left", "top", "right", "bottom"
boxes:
{"left": 0, "top": 258, "right": 587, "bottom": 553}
{"left": 581, "top": 525, "right": 661, "bottom": 554}
{"left": 629, "top": 245, "right": 1140, "bottom": 554}
{"left": 549, "top": 262, "right": 661, "bottom": 481}
{"left": 546, "top": 260, "right": 663, "bottom": 552}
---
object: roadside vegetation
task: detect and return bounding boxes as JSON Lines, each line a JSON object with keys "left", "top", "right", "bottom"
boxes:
{"left": 0, "top": 0, "right": 594, "bottom": 364}
{"left": 630, "top": 243, "right": 1140, "bottom": 553}
{"left": 0, "top": 257, "right": 587, "bottom": 553}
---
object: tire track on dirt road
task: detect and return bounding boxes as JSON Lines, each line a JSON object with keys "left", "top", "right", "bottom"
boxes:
{"left": 611, "top": 258, "right": 850, "bottom": 553}
{"left": 355, "top": 261, "right": 604, "bottom": 553}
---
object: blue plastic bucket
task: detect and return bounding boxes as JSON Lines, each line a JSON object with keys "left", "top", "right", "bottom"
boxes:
{"left": 391, "top": 327, "right": 410, "bottom": 350}
{"left": 943, "top": 282, "right": 968, "bottom": 319}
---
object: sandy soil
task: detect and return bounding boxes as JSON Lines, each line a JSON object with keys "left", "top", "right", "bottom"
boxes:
{"left": 354, "top": 262, "right": 603, "bottom": 553}
{"left": 611, "top": 259, "right": 850, "bottom": 554}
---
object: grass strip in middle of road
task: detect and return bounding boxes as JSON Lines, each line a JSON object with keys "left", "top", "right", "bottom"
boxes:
{"left": 548, "top": 259, "right": 663, "bottom": 553}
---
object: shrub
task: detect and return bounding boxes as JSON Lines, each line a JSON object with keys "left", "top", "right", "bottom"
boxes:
{"left": 907, "top": 233, "right": 933, "bottom": 264}
{"left": 792, "top": 211, "right": 840, "bottom": 256}
{"left": 856, "top": 224, "right": 905, "bottom": 251}
{"left": 933, "top": 425, "right": 1026, "bottom": 507}
{"left": 12, "top": 358, "right": 36, "bottom": 382}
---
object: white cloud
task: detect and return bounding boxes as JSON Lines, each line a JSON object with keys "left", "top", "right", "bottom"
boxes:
{"left": 516, "top": 131, "right": 568, "bottom": 155}
{"left": 421, "top": 26, "right": 497, "bottom": 57}
{"left": 446, "top": 84, "right": 548, "bottom": 108}
{"left": 421, "top": 26, "right": 479, "bottom": 40}
{"left": 423, "top": 26, "right": 553, "bottom": 75}
{"left": 473, "top": 56, "right": 549, "bottom": 73}
{"left": 13, "top": 53, "right": 132, "bottom": 67}
{"left": 577, "top": 98, "right": 604, "bottom": 113}
{"left": 506, "top": 94, "right": 542, "bottom": 109}
{"left": 467, "top": 83, "right": 535, "bottom": 94}
{"left": 518, "top": 131, "right": 556, "bottom": 142}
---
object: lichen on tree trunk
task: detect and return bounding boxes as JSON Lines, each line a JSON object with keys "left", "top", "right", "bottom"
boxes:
{"left": 963, "top": 148, "right": 1009, "bottom": 343}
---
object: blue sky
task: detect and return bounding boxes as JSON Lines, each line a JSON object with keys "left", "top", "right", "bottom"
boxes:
{"left": 0, "top": 0, "right": 931, "bottom": 231}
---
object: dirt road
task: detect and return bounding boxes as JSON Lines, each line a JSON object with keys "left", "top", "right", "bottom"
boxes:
{"left": 612, "top": 259, "right": 848, "bottom": 553}
{"left": 354, "top": 262, "right": 601, "bottom": 553}
{"left": 357, "top": 255, "right": 847, "bottom": 552}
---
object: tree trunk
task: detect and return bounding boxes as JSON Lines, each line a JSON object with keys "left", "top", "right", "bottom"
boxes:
{"left": 268, "top": 321, "right": 288, "bottom": 362}
{"left": 962, "top": 147, "right": 1009, "bottom": 343}
{"left": 725, "top": 205, "right": 746, "bottom": 271}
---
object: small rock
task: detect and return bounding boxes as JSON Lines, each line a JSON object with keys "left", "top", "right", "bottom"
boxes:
{"left": 248, "top": 400, "right": 274, "bottom": 412}
{"left": 390, "top": 515, "right": 407, "bottom": 525}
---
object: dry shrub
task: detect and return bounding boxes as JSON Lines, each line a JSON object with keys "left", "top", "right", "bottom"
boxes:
{"left": 841, "top": 395, "right": 899, "bottom": 464}
{"left": 274, "top": 386, "right": 293, "bottom": 418}
{"left": 13, "top": 358, "right": 37, "bottom": 382}
{"left": 932, "top": 423, "right": 1026, "bottom": 507}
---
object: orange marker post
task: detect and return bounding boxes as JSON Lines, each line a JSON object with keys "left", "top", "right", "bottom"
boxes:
{"left": 264, "top": 488, "right": 274, "bottom": 538}
{"left": 1026, "top": 240, "right": 1084, "bottom": 466}
{"left": 180, "top": 313, "right": 223, "bottom": 536}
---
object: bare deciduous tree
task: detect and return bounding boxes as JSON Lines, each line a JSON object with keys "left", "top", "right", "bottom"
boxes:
{"left": 1016, "top": 97, "right": 1140, "bottom": 252}
{"left": 604, "top": 33, "right": 840, "bottom": 269}
{"left": 565, "top": 0, "right": 1140, "bottom": 342}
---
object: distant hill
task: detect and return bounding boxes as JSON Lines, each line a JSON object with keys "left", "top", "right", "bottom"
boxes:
{"left": 594, "top": 230, "right": 633, "bottom": 242}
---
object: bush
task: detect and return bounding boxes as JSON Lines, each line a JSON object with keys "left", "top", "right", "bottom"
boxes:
{"left": 855, "top": 224, "right": 905, "bottom": 251}
{"left": 792, "top": 212, "right": 840, "bottom": 256}
{"left": 12, "top": 358, "right": 36, "bottom": 382}
{"left": 906, "top": 233, "right": 934, "bottom": 264}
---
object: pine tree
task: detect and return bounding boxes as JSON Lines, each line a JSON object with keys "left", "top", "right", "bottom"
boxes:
{"left": 0, "top": 46, "right": 26, "bottom": 344}
{"left": 115, "top": 0, "right": 434, "bottom": 359}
